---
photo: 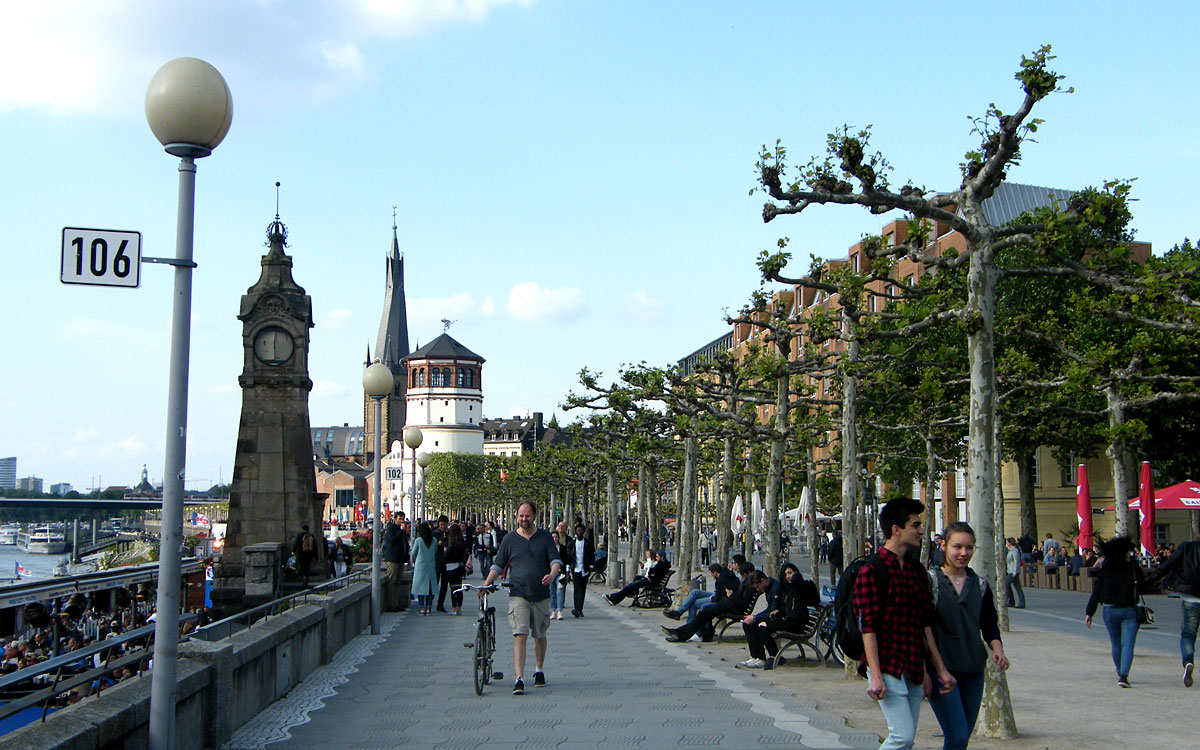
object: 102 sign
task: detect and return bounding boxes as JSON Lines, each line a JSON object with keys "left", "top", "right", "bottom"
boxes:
{"left": 61, "top": 228, "right": 142, "bottom": 288}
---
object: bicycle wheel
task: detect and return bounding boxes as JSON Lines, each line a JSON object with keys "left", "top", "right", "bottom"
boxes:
{"left": 473, "top": 624, "right": 486, "bottom": 695}
{"left": 481, "top": 620, "right": 492, "bottom": 685}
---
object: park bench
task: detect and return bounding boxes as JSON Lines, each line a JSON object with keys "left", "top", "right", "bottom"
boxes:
{"left": 714, "top": 590, "right": 762, "bottom": 643}
{"left": 631, "top": 570, "right": 675, "bottom": 609}
{"left": 767, "top": 603, "right": 833, "bottom": 669}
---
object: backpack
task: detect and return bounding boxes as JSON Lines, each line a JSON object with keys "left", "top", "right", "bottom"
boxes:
{"left": 833, "top": 555, "right": 889, "bottom": 662}
{"left": 301, "top": 533, "right": 315, "bottom": 553}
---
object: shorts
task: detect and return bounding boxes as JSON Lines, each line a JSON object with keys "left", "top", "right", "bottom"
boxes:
{"left": 508, "top": 596, "right": 550, "bottom": 639}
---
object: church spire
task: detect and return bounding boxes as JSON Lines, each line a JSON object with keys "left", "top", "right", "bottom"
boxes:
{"left": 375, "top": 216, "right": 410, "bottom": 371}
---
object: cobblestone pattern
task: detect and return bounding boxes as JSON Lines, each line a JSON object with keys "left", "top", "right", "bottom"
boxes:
{"left": 223, "top": 589, "right": 878, "bottom": 749}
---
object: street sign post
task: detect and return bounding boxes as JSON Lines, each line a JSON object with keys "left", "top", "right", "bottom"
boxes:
{"left": 61, "top": 227, "right": 142, "bottom": 288}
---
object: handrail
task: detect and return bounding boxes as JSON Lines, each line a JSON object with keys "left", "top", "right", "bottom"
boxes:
{"left": 190, "top": 568, "right": 371, "bottom": 642}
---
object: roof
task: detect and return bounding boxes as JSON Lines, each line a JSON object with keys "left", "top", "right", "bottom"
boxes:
{"left": 404, "top": 333, "right": 485, "bottom": 363}
{"left": 374, "top": 229, "right": 410, "bottom": 370}
{"left": 978, "top": 182, "right": 1074, "bottom": 226}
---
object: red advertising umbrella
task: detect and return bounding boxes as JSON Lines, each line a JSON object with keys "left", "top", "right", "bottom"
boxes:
{"left": 1127, "top": 479, "right": 1200, "bottom": 510}
{"left": 1076, "top": 464, "right": 1094, "bottom": 552}
{"left": 1138, "top": 461, "right": 1156, "bottom": 558}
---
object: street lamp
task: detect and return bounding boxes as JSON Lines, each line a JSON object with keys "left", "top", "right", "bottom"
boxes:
{"left": 417, "top": 451, "right": 432, "bottom": 522}
{"left": 404, "top": 426, "right": 424, "bottom": 519}
{"left": 144, "top": 57, "right": 232, "bottom": 750}
{"left": 363, "top": 361, "right": 393, "bottom": 636}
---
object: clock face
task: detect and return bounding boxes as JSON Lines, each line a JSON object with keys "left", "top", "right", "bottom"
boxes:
{"left": 253, "top": 327, "right": 294, "bottom": 366}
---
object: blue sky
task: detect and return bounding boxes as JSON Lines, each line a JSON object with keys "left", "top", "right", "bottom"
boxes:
{"left": 1, "top": 1, "right": 1196, "bottom": 493}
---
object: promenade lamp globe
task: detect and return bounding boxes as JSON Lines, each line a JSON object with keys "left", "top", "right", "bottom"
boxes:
{"left": 404, "top": 426, "right": 424, "bottom": 451}
{"left": 145, "top": 57, "right": 233, "bottom": 158}
{"left": 363, "top": 361, "right": 393, "bottom": 636}
{"left": 417, "top": 451, "right": 433, "bottom": 470}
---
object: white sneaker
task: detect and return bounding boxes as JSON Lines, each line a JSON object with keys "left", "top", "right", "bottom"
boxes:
{"left": 688, "top": 634, "right": 702, "bottom": 643}
{"left": 736, "top": 658, "right": 766, "bottom": 669}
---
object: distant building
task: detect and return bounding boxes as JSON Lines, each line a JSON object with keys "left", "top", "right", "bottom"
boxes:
{"left": 481, "top": 412, "right": 570, "bottom": 457}
{"left": 363, "top": 225, "right": 410, "bottom": 468}
{"left": 311, "top": 424, "right": 367, "bottom": 462}
{"left": 0, "top": 457, "right": 15, "bottom": 489}
{"left": 16, "top": 476, "right": 43, "bottom": 494}
{"left": 50, "top": 483, "right": 72, "bottom": 496}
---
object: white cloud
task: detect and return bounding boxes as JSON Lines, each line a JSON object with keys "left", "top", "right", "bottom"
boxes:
{"left": 506, "top": 282, "right": 586, "bottom": 323}
{"left": 73, "top": 427, "right": 101, "bottom": 442}
{"left": 323, "top": 308, "right": 353, "bottom": 330}
{"left": 626, "top": 290, "right": 666, "bottom": 322}
{"left": 312, "top": 380, "right": 348, "bottom": 398}
{"left": 479, "top": 296, "right": 496, "bottom": 315}
{"left": 0, "top": 1, "right": 535, "bottom": 116}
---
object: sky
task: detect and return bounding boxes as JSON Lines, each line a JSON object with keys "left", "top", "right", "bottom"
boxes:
{"left": 1, "top": 1, "right": 1197, "bottom": 493}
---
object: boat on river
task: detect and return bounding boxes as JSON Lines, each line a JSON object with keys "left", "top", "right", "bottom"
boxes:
{"left": 0, "top": 525, "right": 18, "bottom": 545}
{"left": 16, "top": 526, "right": 68, "bottom": 554}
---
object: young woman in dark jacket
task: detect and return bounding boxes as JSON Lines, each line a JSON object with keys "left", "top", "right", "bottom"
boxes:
{"left": 739, "top": 563, "right": 819, "bottom": 670}
{"left": 1085, "top": 536, "right": 1144, "bottom": 687}
{"left": 927, "top": 522, "right": 1009, "bottom": 750}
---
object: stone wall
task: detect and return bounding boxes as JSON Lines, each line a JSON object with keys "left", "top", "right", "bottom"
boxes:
{"left": 0, "top": 582, "right": 371, "bottom": 750}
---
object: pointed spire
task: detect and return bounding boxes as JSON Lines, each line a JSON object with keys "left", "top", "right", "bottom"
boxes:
{"left": 364, "top": 343, "right": 371, "bottom": 366}
{"left": 375, "top": 217, "right": 409, "bottom": 370}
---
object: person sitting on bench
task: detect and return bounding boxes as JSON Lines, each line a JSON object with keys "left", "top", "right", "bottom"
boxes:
{"left": 605, "top": 549, "right": 670, "bottom": 605}
{"left": 738, "top": 562, "right": 819, "bottom": 669}
{"left": 663, "top": 569, "right": 767, "bottom": 643}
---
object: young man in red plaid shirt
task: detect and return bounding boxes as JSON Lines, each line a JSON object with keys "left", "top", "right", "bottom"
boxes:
{"left": 853, "top": 497, "right": 955, "bottom": 749}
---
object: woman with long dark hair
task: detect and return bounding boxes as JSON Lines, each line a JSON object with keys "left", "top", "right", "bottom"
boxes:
{"left": 444, "top": 524, "right": 467, "bottom": 615}
{"left": 1085, "top": 536, "right": 1145, "bottom": 687}
{"left": 411, "top": 522, "right": 439, "bottom": 615}
{"left": 926, "top": 522, "right": 1009, "bottom": 749}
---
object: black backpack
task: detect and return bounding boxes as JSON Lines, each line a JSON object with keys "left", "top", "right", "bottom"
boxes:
{"left": 832, "top": 554, "right": 889, "bottom": 662}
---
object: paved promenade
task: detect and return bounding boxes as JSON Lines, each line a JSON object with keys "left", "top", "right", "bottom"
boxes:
{"left": 224, "top": 586, "right": 878, "bottom": 750}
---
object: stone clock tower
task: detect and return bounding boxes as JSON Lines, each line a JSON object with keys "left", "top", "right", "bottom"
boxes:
{"left": 212, "top": 217, "right": 322, "bottom": 613}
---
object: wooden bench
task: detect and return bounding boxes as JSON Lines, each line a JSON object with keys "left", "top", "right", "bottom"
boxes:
{"left": 631, "top": 570, "right": 676, "bottom": 609}
{"left": 714, "top": 591, "right": 762, "bottom": 643}
{"left": 768, "top": 604, "right": 832, "bottom": 669}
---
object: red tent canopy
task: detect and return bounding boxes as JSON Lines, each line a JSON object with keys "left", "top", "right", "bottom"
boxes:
{"left": 1126, "top": 479, "right": 1200, "bottom": 510}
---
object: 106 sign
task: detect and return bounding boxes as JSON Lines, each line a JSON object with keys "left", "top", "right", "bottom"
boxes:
{"left": 61, "top": 227, "right": 142, "bottom": 288}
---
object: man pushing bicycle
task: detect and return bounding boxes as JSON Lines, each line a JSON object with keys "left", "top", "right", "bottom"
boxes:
{"left": 480, "top": 500, "right": 561, "bottom": 695}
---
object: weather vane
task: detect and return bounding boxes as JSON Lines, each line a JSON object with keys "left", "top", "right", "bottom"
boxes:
{"left": 441, "top": 318, "right": 457, "bottom": 332}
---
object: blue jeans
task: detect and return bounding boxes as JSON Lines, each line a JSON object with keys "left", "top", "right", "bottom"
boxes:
{"left": 1181, "top": 600, "right": 1200, "bottom": 666}
{"left": 549, "top": 581, "right": 563, "bottom": 610}
{"left": 675, "top": 589, "right": 714, "bottom": 623}
{"left": 876, "top": 672, "right": 923, "bottom": 749}
{"left": 1102, "top": 605, "right": 1139, "bottom": 678}
{"left": 928, "top": 670, "right": 984, "bottom": 750}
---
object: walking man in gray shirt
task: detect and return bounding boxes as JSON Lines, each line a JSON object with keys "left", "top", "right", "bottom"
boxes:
{"left": 481, "top": 500, "right": 561, "bottom": 695}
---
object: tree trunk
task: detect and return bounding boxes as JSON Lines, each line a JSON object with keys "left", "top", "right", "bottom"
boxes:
{"left": 1191, "top": 510, "right": 1200, "bottom": 542}
{"left": 719, "top": 435, "right": 734, "bottom": 567}
{"left": 634, "top": 462, "right": 647, "bottom": 568}
{"left": 606, "top": 466, "right": 618, "bottom": 584}
{"left": 744, "top": 444, "right": 754, "bottom": 559}
{"left": 1105, "top": 385, "right": 1133, "bottom": 538}
{"left": 921, "top": 434, "right": 938, "bottom": 567}
{"left": 765, "top": 359, "right": 787, "bottom": 577}
{"left": 682, "top": 436, "right": 699, "bottom": 579}
{"left": 965, "top": 243, "right": 997, "bottom": 590}
{"left": 993, "top": 417, "right": 1010, "bottom": 636}
{"left": 647, "top": 463, "right": 661, "bottom": 553}
{"left": 841, "top": 333, "right": 861, "bottom": 560}
{"left": 806, "top": 448, "right": 821, "bottom": 588}
{"left": 1015, "top": 449, "right": 1038, "bottom": 542}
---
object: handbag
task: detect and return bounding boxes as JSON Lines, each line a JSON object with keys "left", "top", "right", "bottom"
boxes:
{"left": 1136, "top": 596, "right": 1155, "bottom": 625}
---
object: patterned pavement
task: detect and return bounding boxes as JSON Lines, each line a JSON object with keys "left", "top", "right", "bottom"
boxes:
{"left": 224, "top": 587, "right": 878, "bottom": 749}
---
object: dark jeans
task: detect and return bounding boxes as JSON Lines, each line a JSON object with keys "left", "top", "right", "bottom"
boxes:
{"left": 610, "top": 576, "right": 650, "bottom": 604}
{"left": 445, "top": 566, "right": 464, "bottom": 608}
{"left": 297, "top": 553, "right": 315, "bottom": 583}
{"left": 1103, "top": 605, "right": 1139, "bottom": 678}
{"left": 673, "top": 604, "right": 729, "bottom": 641}
{"left": 572, "top": 572, "right": 589, "bottom": 612}
{"left": 1182, "top": 600, "right": 1200, "bottom": 666}
{"left": 744, "top": 618, "right": 806, "bottom": 660}
{"left": 437, "top": 565, "right": 448, "bottom": 608}
{"left": 928, "top": 670, "right": 985, "bottom": 750}
{"left": 1006, "top": 573, "right": 1025, "bottom": 608}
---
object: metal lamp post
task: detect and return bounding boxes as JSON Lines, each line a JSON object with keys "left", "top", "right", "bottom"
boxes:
{"left": 363, "top": 361, "right": 393, "bottom": 636}
{"left": 404, "top": 426, "right": 424, "bottom": 519}
{"left": 417, "top": 451, "right": 432, "bottom": 523}
{"left": 144, "top": 57, "right": 232, "bottom": 750}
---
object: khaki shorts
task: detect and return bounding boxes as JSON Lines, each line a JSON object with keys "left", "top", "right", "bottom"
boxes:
{"left": 508, "top": 596, "right": 550, "bottom": 639}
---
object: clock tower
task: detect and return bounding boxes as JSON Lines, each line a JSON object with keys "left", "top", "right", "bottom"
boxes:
{"left": 213, "top": 216, "right": 322, "bottom": 613}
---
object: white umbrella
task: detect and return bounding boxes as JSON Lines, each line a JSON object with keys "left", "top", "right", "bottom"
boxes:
{"left": 798, "top": 486, "right": 813, "bottom": 535}
{"left": 731, "top": 495, "right": 745, "bottom": 533}
{"left": 751, "top": 490, "right": 764, "bottom": 536}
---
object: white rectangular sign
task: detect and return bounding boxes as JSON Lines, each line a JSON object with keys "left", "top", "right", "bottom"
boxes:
{"left": 61, "top": 227, "right": 141, "bottom": 288}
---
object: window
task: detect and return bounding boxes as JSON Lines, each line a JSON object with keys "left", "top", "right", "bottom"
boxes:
{"left": 1061, "top": 453, "right": 1078, "bottom": 487}
{"left": 411, "top": 369, "right": 417, "bottom": 387}
{"left": 852, "top": 253, "right": 860, "bottom": 272}
{"left": 335, "top": 488, "right": 355, "bottom": 507}
{"left": 1032, "top": 451, "right": 1041, "bottom": 488}
{"left": 314, "top": 429, "right": 323, "bottom": 445}
{"left": 431, "top": 368, "right": 441, "bottom": 387}
{"left": 440, "top": 417, "right": 444, "bottom": 423}
{"left": 457, "top": 368, "right": 465, "bottom": 387}
{"left": 955, "top": 468, "right": 966, "bottom": 498}
{"left": 442, "top": 367, "right": 452, "bottom": 386}
{"left": 444, "top": 401, "right": 449, "bottom": 406}
{"left": 417, "top": 369, "right": 426, "bottom": 387}
{"left": 465, "top": 369, "right": 474, "bottom": 388}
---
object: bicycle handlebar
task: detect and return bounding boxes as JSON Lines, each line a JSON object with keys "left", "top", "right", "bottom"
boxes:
{"left": 454, "top": 583, "right": 501, "bottom": 594}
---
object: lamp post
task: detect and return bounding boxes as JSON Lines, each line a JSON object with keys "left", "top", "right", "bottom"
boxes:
{"left": 144, "top": 57, "right": 232, "bottom": 750}
{"left": 363, "top": 361, "right": 393, "bottom": 636}
{"left": 417, "top": 451, "right": 432, "bottom": 522}
{"left": 404, "top": 426, "right": 424, "bottom": 519}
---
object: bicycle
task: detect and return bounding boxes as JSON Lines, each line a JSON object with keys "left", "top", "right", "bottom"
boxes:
{"left": 455, "top": 583, "right": 505, "bottom": 695}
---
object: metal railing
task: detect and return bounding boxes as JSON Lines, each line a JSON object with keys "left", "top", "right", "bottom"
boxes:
{"left": 190, "top": 568, "right": 371, "bottom": 642}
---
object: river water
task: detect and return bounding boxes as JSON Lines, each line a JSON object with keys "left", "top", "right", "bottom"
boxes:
{"left": 0, "top": 545, "right": 68, "bottom": 582}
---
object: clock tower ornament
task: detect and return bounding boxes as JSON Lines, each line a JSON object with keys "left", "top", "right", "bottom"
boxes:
{"left": 212, "top": 215, "right": 323, "bottom": 614}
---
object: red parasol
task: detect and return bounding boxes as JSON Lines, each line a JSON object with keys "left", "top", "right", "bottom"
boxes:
{"left": 1076, "top": 464, "right": 1094, "bottom": 552}
{"left": 1138, "top": 461, "right": 1156, "bottom": 558}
